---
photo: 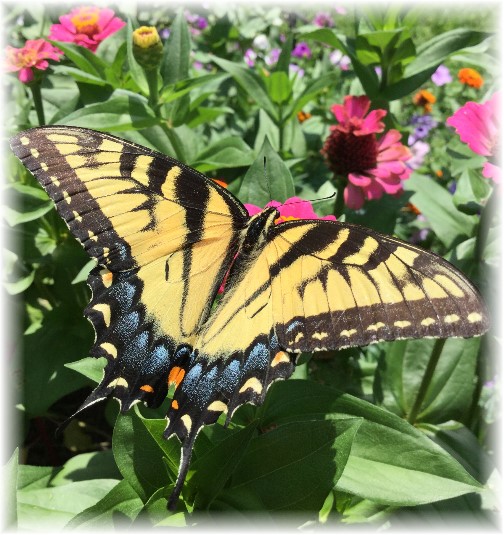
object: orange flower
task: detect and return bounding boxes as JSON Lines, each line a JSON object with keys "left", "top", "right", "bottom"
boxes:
{"left": 413, "top": 89, "right": 436, "bottom": 113}
{"left": 458, "top": 68, "right": 484, "bottom": 89}
{"left": 297, "top": 110, "right": 312, "bottom": 123}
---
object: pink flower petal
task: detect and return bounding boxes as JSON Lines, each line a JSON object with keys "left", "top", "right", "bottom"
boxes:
{"left": 482, "top": 162, "right": 500, "bottom": 184}
{"left": 344, "top": 183, "right": 365, "bottom": 210}
{"left": 361, "top": 109, "right": 386, "bottom": 134}
{"left": 345, "top": 95, "right": 370, "bottom": 119}
{"left": 18, "top": 67, "right": 33, "bottom": 83}
{"left": 348, "top": 172, "right": 372, "bottom": 187}
{"left": 245, "top": 203, "right": 262, "bottom": 216}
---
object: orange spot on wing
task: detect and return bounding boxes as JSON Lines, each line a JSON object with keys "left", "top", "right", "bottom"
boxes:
{"left": 140, "top": 384, "right": 154, "bottom": 393}
{"left": 168, "top": 366, "right": 185, "bottom": 387}
{"left": 171, "top": 399, "right": 179, "bottom": 410}
{"left": 271, "top": 351, "right": 290, "bottom": 366}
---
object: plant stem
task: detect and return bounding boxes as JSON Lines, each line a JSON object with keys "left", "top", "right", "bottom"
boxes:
{"left": 407, "top": 338, "right": 446, "bottom": 424}
{"left": 144, "top": 68, "right": 159, "bottom": 115}
{"left": 333, "top": 175, "right": 345, "bottom": 217}
{"left": 29, "top": 83, "right": 45, "bottom": 125}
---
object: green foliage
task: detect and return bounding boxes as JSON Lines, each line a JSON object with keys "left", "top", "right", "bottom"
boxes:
{"left": 4, "top": 3, "right": 498, "bottom": 530}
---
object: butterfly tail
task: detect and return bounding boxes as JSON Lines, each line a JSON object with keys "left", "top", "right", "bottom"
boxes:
{"left": 166, "top": 431, "right": 198, "bottom": 511}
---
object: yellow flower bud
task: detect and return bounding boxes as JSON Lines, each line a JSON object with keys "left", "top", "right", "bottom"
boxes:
{"left": 132, "top": 26, "right": 163, "bottom": 70}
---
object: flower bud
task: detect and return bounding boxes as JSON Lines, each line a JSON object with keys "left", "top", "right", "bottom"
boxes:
{"left": 132, "top": 26, "right": 163, "bottom": 70}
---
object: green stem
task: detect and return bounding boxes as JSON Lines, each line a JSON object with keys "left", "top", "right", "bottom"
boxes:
{"left": 333, "top": 175, "right": 346, "bottom": 218}
{"left": 474, "top": 186, "right": 496, "bottom": 271}
{"left": 407, "top": 338, "right": 446, "bottom": 424}
{"left": 144, "top": 68, "right": 159, "bottom": 115}
{"left": 29, "top": 83, "right": 45, "bottom": 125}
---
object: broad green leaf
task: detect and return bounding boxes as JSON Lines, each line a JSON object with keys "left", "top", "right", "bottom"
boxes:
{"left": 211, "top": 55, "right": 277, "bottom": 119}
{"left": 17, "top": 476, "right": 118, "bottom": 531}
{"left": 193, "top": 137, "right": 255, "bottom": 171}
{"left": 265, "top": 71, "right": 292, "bottom": 105}
{"left": 189, "top": 422, "right": 257, "bottom": 508}
{"left": 50, "top": 451, "right": 121, "bottom": 486}
{"left": 186, "top": 106, "right": 233, "bottom": 129}
{"left": 113, "top": 409, "right": 176, "bottom": 502}
{"left": 65, "top": 357, "right": 106, "bottom": 384}
{"left": 261, "top": 381, "right": 482, "bottom": 506}
{"left": 380, "top": 65, "right": 438, "bottom": 101}
{"left": 404, "top": 173, "right": 477, "bottom": 248}
{"left": 71, "top": 258, "right": 95, "bottom": 284}
{"left": 374, "top": 337, "right": 481, "bottom": 423}
{"left": 160, "top": 73, "right": 227, "bottom": 104}
{"left": 286, "top": 71, "right": 340, "bottom": 119}
{"left": 453, "top": 169, "right": 491, "bottom": 215}
{"left": 2, "top": 202, "right": 53, "bottom": 226}
{"left": 65, "top": 479, "right": 143, "bottom": 529}
{"left": 238, "top": 137, "right": 295, "bottom": 206}
{"left": 405, "top": 29, "right": 491, "bottom": 78}
{"left": 161, "top": 10, "right": 191, "bottom": 87}
{"left": 53, "top": 65, "right": 111, "bottom": 87}
{"left": 220, "top": 418, "right": 361, "bottom": 510}
{"left": 58, "top": 91, "right": 159, "bottom": 131}
{"left": 4, "top": 449, "right": 18, "bottom": 529}
{"left": 300, "top": 28, "right": 348, "bottom": 53}
{"left": 23, "top": 303, "right": 93, "bottom": 415}
{"left": 49, "top": 41, "right": 108, "bottom": 78}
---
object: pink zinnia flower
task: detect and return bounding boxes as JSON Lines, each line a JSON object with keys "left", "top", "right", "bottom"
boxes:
{"left": 5, "top": 39, "right": 62, "bottom": 83}
{"left": 446, "top": 93, "right": 500, "bottom": 184}
{"left": 49, "top": 6, "right": 126, "bottom": 52}
{"left": 245, "top": 197, "right": 337, "bottom": 223}
{"left": 322, "top": 95, "right": 412, "bottom": 210}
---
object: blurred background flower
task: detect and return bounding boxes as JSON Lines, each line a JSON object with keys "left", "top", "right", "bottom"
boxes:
{"left": 48, "top": 6, "right": 125, "bottom": 52}
{"left": 431, "top": 64, "right": 452, "bottom": 86}
{"left": 5, "top": 39, "right": 62, "bottom": 83}
{"left": 458, "top": 67, "right": 484, "bottom": 89}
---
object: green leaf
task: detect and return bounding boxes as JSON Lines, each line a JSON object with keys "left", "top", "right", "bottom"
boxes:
{"left": 265, "top": 71, "right": 292, "bottom": 105}
{"left": 405, "top": 29, "right": 492, "bottom": 78}
{"left": 112, "top": 410, "right": 175, "bottom": 502}
{"left": 65, "top": 357, "right": 106, "bottom": 384}
{"left": 238, "top": 137, "right": 295, "bottom": 206}
{"left": 404, "top": 173, "right": 477, "bottom": 248}
{"left": 160, "top": 73, "right": 227, "bottom": 104}
{"left": 190, "top": 423, "right": 257, "bottom": 508}
{"left": 273, "top": 33, "right": 293, "bottom": 74}
{"left": 58, "top": 90, "right": 159, "bottom": 131}
{"left": 286, "top": 71, "right": 339, "bottom": 119}
{"left": 262, "top": 381, "right": 482, "bottom": 506}
{"left": 125, "top": 19, "right": 148, "bottom": 94}
{"left": 50, "top": 451, "right": 121, "bottom": 486}
{"left": 65, "top": 479, "right": 143, "bottom": 529}
{"left": 161, "top": 10, "right": 191, "bottom": 87}
{"left": 49, "top": 41, "right": 109, "bottom": 78}
{"left": 375, "top": 337, "right": 481, "bottom": 423}
{"left": 211, "top": 55, "right": 277, "bottom": 119}
{"left": 17, "top": 473, "right": 118, "bottom": 531}
{"left": 220, "top": 418, "right": 361, "bottom": 510}
{"left": 193, "top": 137, "right": 255, "bottom": 172}
{"left": 4, "top": 449, "right": 18, "bottom": 530}
{"left": 53, "top": 65, "right": 111, "bottom": 87}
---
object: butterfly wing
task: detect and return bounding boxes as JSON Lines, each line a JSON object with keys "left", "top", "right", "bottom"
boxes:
{"left": 10, "top": 126, "right": 249, "bottom": 411}
{"left": 190, "top": 218, "right": 489, "bottom": 423}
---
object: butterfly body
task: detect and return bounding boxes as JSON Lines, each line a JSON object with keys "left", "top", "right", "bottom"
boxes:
{"left": 10, "top": 126, "right": 489, "bottom": 510}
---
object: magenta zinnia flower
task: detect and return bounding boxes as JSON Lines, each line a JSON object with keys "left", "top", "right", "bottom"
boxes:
{"left": 446, "top": 93, "right": 500, "bottom": 184}
{"left": 49, "top": 6, "right": 126, "bottom": 52}
{"left": 322, "top": 95, "right": 412, "bottom": 210}
{"left": 292, "top": 42, "right": 312, "bottom": 59}
{"left": 5, "top": 39, "right": 62, "bottom": 83}
{"left": 245, "top": 197, "right": 337, "bottom": 223}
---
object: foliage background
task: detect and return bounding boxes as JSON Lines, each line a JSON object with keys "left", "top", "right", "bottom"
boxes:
{"left": 2, "top": 0, "right": 501, "bottom": 531}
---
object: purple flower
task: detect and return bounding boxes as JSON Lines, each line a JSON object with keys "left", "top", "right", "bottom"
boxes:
{"left": 244, "top": 48, "right": 257, "bottom": 67}
{"left": 196, "top": 16, "right": 208, "bottom": 30}
{"left": 329, "top": 49, "right": 351, "bottom": 70}
{"left": 159, "top": 28, "right": 170, "bottom": 40}
{"left": 292, "top": 42, "right": 311, "bottom": 59}
{"left": 313, "top": 12, "right": 334, "bottom": 27}
{"left": 407, "top": 140, "right": 430, "bottom": 170}
{"left": 265, "top": 48, "right": 281, "bottom": 66}
{"left": 431, "top": 64, "right": 452, "bottom": 86}
{"left": 408, "top": 114, "right": 438, "bottom": 144}
{"left": 289, "top": 64, "right": 304, "bottom": 78}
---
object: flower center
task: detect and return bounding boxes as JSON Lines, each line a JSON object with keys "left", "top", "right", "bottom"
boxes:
{"left": 323, "top": 129, "right": 379, "bottom": 176}
{"left": 71, "top": 9, "right": 100, "bottom": 35}
{"left": 15, "top": 48, "right": 38, "bottom": 68}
